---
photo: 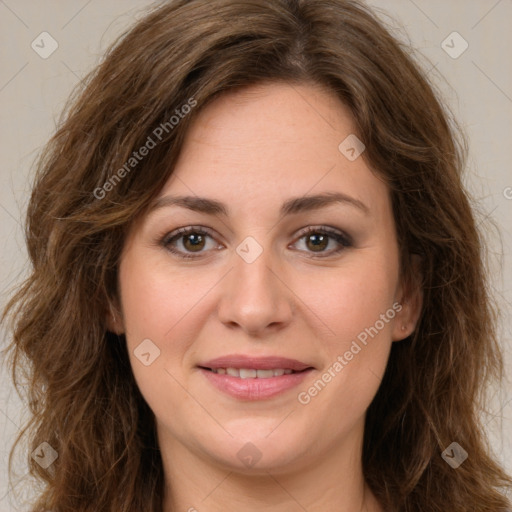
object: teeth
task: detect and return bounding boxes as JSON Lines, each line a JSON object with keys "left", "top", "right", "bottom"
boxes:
{"left": 239, "top": 369, "right": 257, "bottom": 379}
{"left": 211, "top": 368, "right": 297, "bottom": 378}
{"left": 256, "top": 369, "right": 274, "bottom": 378}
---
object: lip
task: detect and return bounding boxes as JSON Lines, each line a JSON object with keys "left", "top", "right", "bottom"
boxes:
{"left": 197, "top": 354, "right": 314, "bottom": 400}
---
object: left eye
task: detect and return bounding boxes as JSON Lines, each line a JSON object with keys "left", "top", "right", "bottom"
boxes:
{"left": 292, "top": 227, "right": 352, "bottom": 255}
{"left": 161, "top": 226, "right": 352, "bottom": 259}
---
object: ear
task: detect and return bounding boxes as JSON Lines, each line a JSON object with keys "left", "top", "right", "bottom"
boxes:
{"left": 392, "top": 254, "right": 423, "bottom": 342}
{"left": 106, "top": 298, "right": 125, "bottom": 335}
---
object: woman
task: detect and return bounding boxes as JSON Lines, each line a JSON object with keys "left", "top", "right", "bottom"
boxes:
{"left": 2, "top": 0, "right": 511, "bottom": 510}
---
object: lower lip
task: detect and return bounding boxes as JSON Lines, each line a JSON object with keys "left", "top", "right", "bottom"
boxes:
{"left": 199, "top": 368, "right": 313, "bottom": 400}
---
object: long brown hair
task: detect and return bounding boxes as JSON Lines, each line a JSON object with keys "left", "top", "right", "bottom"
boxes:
{"left": 2, "top": 0, "right": 511, "bottom": 510}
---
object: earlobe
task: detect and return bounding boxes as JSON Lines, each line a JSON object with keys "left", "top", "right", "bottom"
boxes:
{"left": 392, "top": 255, "right": 424, "bottom": 342}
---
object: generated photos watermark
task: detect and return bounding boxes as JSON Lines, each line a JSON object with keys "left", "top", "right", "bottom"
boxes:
{"left": 93, "top": 97, "right": 197, "bottom": 200}
{"left": 297, "top": 301, "right": 403, "bottom": 405}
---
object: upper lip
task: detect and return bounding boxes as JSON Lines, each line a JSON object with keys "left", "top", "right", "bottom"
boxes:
{"left": 198, "top": 354, "right": 313, "bottom": 372}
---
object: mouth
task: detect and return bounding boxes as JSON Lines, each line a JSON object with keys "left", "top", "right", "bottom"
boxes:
{"left": 197, "top": 355, "right": 315, "bottom": 400}
{"left": 199, "top": 367, "right": 309, "bottom": 378}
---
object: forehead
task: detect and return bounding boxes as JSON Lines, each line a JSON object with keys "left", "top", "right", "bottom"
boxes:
{"left": 181, "top": 81, "right": 356, "bottom": 159}
{"left": 157, "top": 82, "right": 389, "bottom": 219}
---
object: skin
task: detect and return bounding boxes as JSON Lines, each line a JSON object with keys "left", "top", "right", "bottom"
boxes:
{"left": 109, "top": 81, "right": 422, "bottom": 511}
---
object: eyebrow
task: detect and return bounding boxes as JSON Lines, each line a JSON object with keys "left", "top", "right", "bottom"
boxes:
{"left": 149, "top": 191, "right": 370, "bottom": 217}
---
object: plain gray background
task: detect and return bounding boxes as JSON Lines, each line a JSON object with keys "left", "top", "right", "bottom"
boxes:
{"left": 1, "top": 1, "right": 511, "bottom": 510}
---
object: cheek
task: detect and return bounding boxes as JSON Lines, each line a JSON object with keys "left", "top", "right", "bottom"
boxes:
{"left": 294, "top": 254, "right": 397, "bottom": 414}
{"left": 117, "top": 254, "right": 195, "bottom": 384}
{"left": 117, "top": 256, "right": 200, "bottom": 423}
{"left": 118, "top": 251, "right": 209, "bottom": 344}
{"left": 305, "top": 253, "right": 398, "bottom": 347}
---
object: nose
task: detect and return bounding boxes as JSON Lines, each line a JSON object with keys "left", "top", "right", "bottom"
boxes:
{"left": 216, "top": 240, "right": 293, "bottom": 337}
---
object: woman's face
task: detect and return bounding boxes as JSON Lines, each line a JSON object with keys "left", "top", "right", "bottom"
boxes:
{"left": 113, "top": 82, "right": 417, "bottom": 474}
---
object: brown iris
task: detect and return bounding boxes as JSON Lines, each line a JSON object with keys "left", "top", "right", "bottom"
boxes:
{"left": 305, "top": 233, "right": 328, "bottom": 252}
{"left": 182, "top": 233, "right": 205, "bottom": 252}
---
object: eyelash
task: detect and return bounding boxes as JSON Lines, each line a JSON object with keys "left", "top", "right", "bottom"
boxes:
{"left": 160, "top": 225, "right": 353, "bottom": 260}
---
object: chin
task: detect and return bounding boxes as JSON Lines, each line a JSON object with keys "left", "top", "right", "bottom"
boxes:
{"left": 197, "top": 427, "right": 311, "bottom": 474}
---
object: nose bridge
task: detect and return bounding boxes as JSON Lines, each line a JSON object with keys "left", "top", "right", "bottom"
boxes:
{"left": 217, "top": 233, "right": 292, "bottom": 333}
{"left": 235, "top": 238, "right": 276, "bottom": 294}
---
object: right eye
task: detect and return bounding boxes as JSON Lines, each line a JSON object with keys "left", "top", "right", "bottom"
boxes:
{"left": 161, "top": 226, "right": 222, "bottom": 259}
